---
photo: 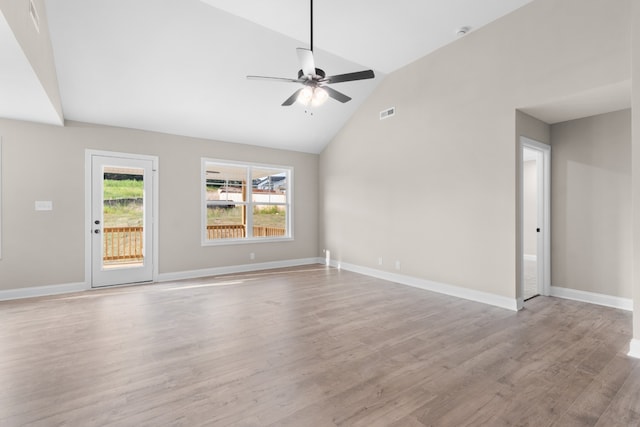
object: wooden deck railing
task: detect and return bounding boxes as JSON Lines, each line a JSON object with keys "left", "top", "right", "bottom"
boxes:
{"left": 207, "top": 224, "right": 246, "bottom": 239}
{"left": 102, "top": 225, "right": 286, "bottom": 262}
{"left": 252, "top": 226, "right": 286, "bottom": 237}
{"left": 206, "top": 224, "right": 286, "bottom": 239}
{"left": 103, "top": 226, "right": 143, "bottom": 262}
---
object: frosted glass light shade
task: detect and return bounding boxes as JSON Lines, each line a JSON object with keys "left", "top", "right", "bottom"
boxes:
{"left": 311, "top": 87, "right": 328, "bottom": 106}
{"left": 297, "top": 86, "right": 328, "bottom": 107}
{"left": 297, "top": 86, "right": 314, "bottom": 105}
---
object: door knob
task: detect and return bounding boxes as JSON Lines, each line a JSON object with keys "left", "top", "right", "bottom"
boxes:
{"left": 94, "top": 220, "right": 100, "bottom": 225}
{"left": 94, "top": 229, "right": 100, "bottom": 234}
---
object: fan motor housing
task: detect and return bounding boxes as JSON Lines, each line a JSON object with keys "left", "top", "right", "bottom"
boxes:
{"left": 298, "top": 68, "right": 326, "bottom": 79}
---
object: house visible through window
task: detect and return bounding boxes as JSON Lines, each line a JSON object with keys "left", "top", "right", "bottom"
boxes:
{"left": 202, "top": 159, "right": 292, "bottom": 243}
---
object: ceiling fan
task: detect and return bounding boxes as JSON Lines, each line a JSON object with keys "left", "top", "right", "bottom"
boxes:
{"left": 247, "top": 0, "right": 375, "bottom": 107}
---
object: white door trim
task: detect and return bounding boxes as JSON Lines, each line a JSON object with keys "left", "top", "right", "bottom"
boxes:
{"left": 518, "top": 137, "right": 551, "bottom": 308}
{"left": 0, "top": 137, "right": 3, "bottom": 260}
{"left": 85, "top": 150, "right": 159, "bottom": 287}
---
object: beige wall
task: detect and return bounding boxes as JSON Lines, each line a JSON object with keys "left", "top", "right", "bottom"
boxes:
{"left": 551, "top": 110, "right": 632, "bottom": 298}
{"left": 0, "top": 119, "right": 318, "bottom": 290}
{"left": 516, "top": 111, "right": 551, "bottom": 146}
{"left": 632, "top": 0, "right": 640, "bottom": 340}
{"left": 319, "top": 0, "right": 630, "bottom": 299}
{"left": 0, "top": 0, "right": 63, "bottom": 122}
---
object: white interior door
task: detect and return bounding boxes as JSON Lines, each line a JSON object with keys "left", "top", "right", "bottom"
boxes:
{"left": 91, "top": 154, "right": 154, "bottom": 287}
{"left": 520, "top": 137, "right": 551, "bottom": 303}
{"left": 522, "top": 148, "right": 541, "bottom": 299}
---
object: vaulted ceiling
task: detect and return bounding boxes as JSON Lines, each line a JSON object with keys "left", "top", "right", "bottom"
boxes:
{"left": 3, "top": 0, "right": 536, "bottom": 153}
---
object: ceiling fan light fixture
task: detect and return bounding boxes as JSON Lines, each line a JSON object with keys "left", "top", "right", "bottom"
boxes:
{"left": 297, "top": 86, "right": 314, "bottom": 105}
{"left": 311, "top": 87, "right": 328, "bottom": 106}
{"left": 297, "top": 86, "right": 328, "bottom": 107}
{"left": 248, "top": 0, "right": 374, "bottom": 107}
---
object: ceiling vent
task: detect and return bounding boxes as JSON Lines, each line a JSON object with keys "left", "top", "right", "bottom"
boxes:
{"left": 29, "top": 0, "right": 40, "bottom": 33}
{"left": 380, "top": 107, "right": 395, "bottom": 120}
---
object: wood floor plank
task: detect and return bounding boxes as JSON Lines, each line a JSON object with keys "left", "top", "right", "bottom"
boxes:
{"left": 595, "top": 363, "right": 640, "bottom": 427}
{"left": 0, "top": 266, "right": 637, "bottom": 426}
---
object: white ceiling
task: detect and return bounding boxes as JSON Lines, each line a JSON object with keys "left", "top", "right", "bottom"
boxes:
{"left": 0, "top": 12, "right": 61, "bottom": 126}
{"left": 201, "top": 0, "right": 535, "bottom": 74}
{"left": 519, "top": 80, "right": 632, "bottom": 125}
{"left": 11, "top": 0, "right": 537, "bottom": 153}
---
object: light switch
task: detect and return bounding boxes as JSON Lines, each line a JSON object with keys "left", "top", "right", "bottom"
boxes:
{"left": 35, "top": 201, "right": 53, "bottom": 211}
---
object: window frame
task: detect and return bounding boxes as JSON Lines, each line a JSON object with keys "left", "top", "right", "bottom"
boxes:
{"left": 201, "top": 158, "right": 293, "bottom": 246}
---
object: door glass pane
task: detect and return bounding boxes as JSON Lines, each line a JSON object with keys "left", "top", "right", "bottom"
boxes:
{"left": 102, "top": 166, "right": 144, "bottom": 268}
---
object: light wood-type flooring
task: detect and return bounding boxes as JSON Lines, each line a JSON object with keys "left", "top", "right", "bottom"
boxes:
{"left": 1, "top": 266, "right": 639, "bottom": 426}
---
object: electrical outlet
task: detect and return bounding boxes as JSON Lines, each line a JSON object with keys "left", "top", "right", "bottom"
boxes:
{"left": 35, "top": 201, "right": 53, "bottom": 211}
{"left": 249, "top": 252, "right": 255, "bottom": 260}
{"left": 378, "top": 257, "right": 383, "bottom": 266}
{"left": 395, "top": 260, "right": 401, "bottom": 270}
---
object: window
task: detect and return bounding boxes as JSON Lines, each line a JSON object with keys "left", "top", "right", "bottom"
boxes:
{"left": 202, "top": 159, "right": 292, "bottom": 244}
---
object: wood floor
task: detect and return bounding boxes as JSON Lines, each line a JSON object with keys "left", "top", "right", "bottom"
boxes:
{"left": 1, "top": 266, "right": 638, "bottom": 426}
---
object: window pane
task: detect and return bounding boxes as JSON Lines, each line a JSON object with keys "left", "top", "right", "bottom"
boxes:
{"left": 251, "top": 168, "right": 287, "bottom": 204}
{"left": 253, "top": 204, "right": 287, "bottom": 238}
{"left": 206, "top": 205, "right": 246, "bottom": 239}
{"left": 205, "top": 164, "right": 247, "bottom": 204}
{"left": 205, "top": 163, "right": 247, "bottom": 240}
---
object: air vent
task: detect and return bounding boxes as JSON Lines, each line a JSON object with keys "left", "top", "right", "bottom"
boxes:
{"left": 380, "top": 107, "right": 395, "bottom": 120}
{"left": 29, "top": 0, "right": 40, "bottom": 33}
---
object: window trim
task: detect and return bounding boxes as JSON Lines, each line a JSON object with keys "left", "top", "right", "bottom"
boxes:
{"left": 201, "top": 158, "right": 293, "bottom": 246}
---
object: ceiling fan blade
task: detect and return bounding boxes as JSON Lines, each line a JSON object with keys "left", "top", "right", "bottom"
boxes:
{"left": 282, "top": 88, "right": 303, "bottom": 106}
{"left": 324, "top": 70, "right": 375, "bottom": 84}
{"left": 247, "top": 75, "right": 301, "bottom": 83}
{"left": 296, "top": 48, "right": 316, "bottom": 77}
{"left": 323, "top": 86, "right": 352, "bottom": 103}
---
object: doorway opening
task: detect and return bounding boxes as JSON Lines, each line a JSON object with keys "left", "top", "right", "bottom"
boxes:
{"left": 519, "top": 137, "right": 551, "bottom": 305}
{"left": 85, "top": 151, "right": 158, "bottom": 288}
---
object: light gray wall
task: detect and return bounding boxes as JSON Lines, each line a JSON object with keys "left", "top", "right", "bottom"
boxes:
{"left": 0, "top": 0, "right": 63, "bottom": 122}
{"left": 319, "top": 0, "right": 630, "bottom": 299}
{"left": 551, "top": 109, "right": 631, "bottom": 298}
{"left": 0, "top": 119, "right": 318, "bottom": 290}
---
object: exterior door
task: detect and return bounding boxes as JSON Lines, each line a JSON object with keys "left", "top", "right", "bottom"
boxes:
{"left": 91, "top": 154, "right": 154, "bottom": 287}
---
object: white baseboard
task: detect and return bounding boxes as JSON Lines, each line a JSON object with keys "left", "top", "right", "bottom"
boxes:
{"left": 523, "top": 254, "right": 537, "bottom": 262}
{"left": 156, "top": 258, "right": 324, "bottom": 282}
{"left": 550, "top": 286, "right": 633, "bottom": 311}
{"left": 629, "top": 339, "right": 640, "bottom": 359}
{"left": 330, "top": 260, "right": 518, "bottom": 311}
{"left": 0, "top": 258, "right": 324, "bottom": 302}
{"left": 0, "top": 282, "right": 88, "bottom": 302}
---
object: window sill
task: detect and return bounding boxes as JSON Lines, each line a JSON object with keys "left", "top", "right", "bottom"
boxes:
{"left": 201, "top": 236, "right": 294, "bottom": 246}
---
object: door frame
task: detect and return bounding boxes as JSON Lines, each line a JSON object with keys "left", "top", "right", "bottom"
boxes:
{"left": 85, "top": 149, "right": 159, "bottom": 288}
{"left": 518, "top": 137, "right": 551, "bottom": 308}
